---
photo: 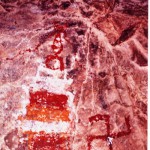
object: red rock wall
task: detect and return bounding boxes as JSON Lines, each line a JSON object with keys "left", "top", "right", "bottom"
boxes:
{"left": 0, "top": 0, "right": 147, "bottom": 150}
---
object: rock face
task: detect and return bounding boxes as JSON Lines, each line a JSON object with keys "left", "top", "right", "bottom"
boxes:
{"left": 0, "top": 0, "right": 147, "bottom": 150}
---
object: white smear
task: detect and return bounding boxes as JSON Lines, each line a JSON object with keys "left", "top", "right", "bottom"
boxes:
{"left": 20, "top": 120, "right": 70, "bottom": 133}
{"left": 107, "top": 137, "right": 113, "bottom": 145}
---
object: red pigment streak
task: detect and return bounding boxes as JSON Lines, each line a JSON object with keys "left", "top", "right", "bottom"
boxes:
{"left": 29, "top": 90, "right": 68, "bottom": 110}
{"left": 33, "top": 134, "right": 69, "bottom": 150}
{"left": 45, "top": 55, "right": 64, "bottom": 71}
{"left": 89, "top": 114, "right": 110, "bottom": 136}
{"left": 87, "top": 114, "right": 131, "bottom": 150}
{"left": 111, "top": 116, "right": 131, "bottom": 138}
{"left": 26, "top": 131, "right": 70, "bottom": 150}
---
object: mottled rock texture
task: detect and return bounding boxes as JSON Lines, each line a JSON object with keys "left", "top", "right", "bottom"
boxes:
{"left": 0, "top": 0, "right": 147, "bottom": 150}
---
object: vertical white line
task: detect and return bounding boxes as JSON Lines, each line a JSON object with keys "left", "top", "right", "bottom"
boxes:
{"left": 84, "top": 27, "right": 91, "bottom": 83}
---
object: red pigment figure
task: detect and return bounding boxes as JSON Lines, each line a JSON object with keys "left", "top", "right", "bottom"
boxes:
{"left": 6, "top": 24, "right": 67, "bottom": 71}
{"left": 26, "top": 131, "right": 70, "bottom": 150}
{"left": 45, "top": 24, "right": 67, "bottom": 71}
{"left": 45, "top": 55, "right": 64, "bottom": 71}
{"left": 87, "top": 114, "right": 131, "bottom": 150}
{"left": 31, "top": 132, "right": 70, "bottom": 150}
{"left": 23, "top": 90, "right": 70, "bottom": 122}
{"left": 29, "top": 90, "right": 68, "bottom": 110}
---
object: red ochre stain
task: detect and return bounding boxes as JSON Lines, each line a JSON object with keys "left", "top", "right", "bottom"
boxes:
{"left": 19, "top": 90, "right": 70, "bottom": 122}
{"left": 25, "top": 131, "right": 70, "bottom": 150}
{"left": 29, "top": 90, "right": 68, "bottom": 109}
{"left": 45, "top": 55, "right": 64, "bottom": 71}
{"left": 25, "top": 105, "right": 70, "bottom": 122}
{"left": 87, "top": 114, "right": 131, "bottom": 150}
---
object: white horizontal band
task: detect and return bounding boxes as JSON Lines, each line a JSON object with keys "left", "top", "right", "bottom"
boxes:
{"left": 20, "top": 120, "right": 70, "bottom": 133}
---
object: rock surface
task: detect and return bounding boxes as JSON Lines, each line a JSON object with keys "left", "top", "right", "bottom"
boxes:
{"left": 0, "top": 0, "right": 147, "bottom": 150}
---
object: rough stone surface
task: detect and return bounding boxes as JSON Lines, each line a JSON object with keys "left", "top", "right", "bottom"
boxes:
{"left": 0, "top": 0, "right": 147, "bottom": 150}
